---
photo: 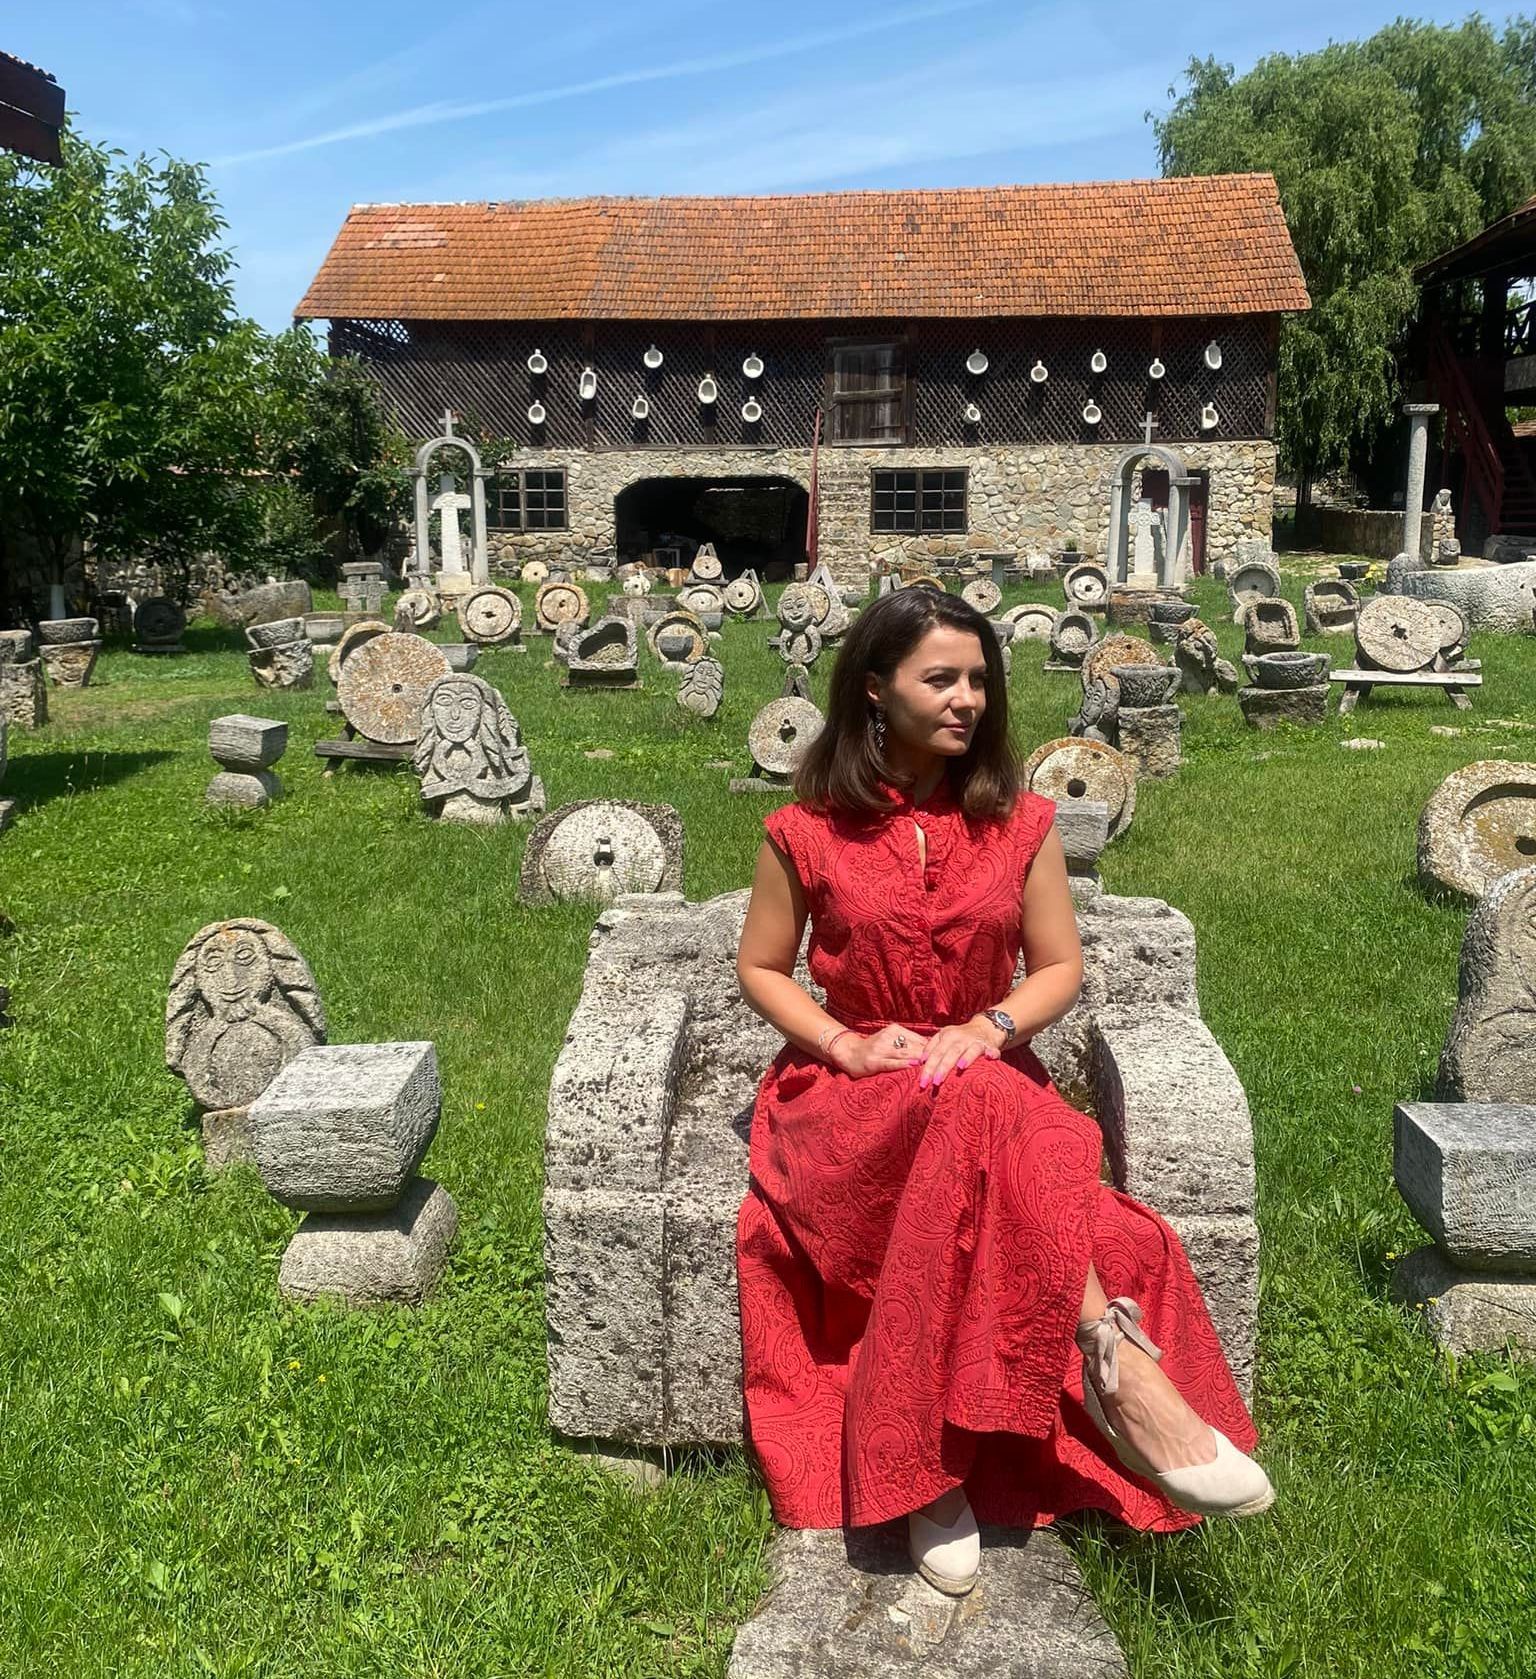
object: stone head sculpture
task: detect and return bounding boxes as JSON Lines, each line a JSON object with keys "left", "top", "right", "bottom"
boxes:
{"left": 166, "top": 918, "right": 326, "bottom": 1111}
{"left": 412, "top": 673, "right": 531, "bottom": 808}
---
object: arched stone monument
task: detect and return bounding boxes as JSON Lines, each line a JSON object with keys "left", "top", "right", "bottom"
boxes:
{"left": 408, "top": 411, "right": 491, "bottom": 593}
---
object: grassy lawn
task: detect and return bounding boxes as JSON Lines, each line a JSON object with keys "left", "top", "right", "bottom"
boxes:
{"left": 2, "top": 560, "right": 1533, "bottom": 1677}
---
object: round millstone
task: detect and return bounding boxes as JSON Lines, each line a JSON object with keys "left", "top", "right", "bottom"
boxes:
{"left": 1063, "top": 563, "right": 1109, "bottom": 607}
{"left": 396, "top": 588, "right": 441, "bottom": 630}
{"left": 1022, "top": 736, "right": 1137, "bottom": 839}
{"left": 135, "top": 597, "right": 185, "bottom": 641}
{"left": 1228, "top": 559, "right": 1280, "bottom": 603}
{"left": 961, "top": 578, "right": 1002, "bottom": 614}
{"left": 724, "top": 575, "right": 763, "bottom": 615}
{"left": 538, "top": 803, "right": 669, "bottom": 903}
{"left": 1417, "top": 760, "right": 1536, "bottom": 900}
{"left": 779, "top": 623, "right": 822, "bottom": 666}
{"left": 521, "top": 560, "right": 550, "bottom": 586}
{"left": 1082, "top": 632, "right": 1161, "bottom": 687}
{"left": 1002, "top": 602, "right": 1059, "bottom": 641}
{"left": 778, "top": 583, "right": 830, "bottom": 629}
{"left": 749, "top": 697, "right": 825, "bottom": 777}
{"left": 1356, "top": 594, "right": 1447, "bottom": 673}
{"left": 679, "top": 583, "right": 725, "bottom": 619}
{"left": 457, "top": 585, "right": 522, "bottom": 645}
{"left": 647, "top": 611, "right": 708, "bottom": 664}
{"left": 690, "top": 550, "right": 723, "bottom": 582}
{"left": 1421, "top": 598, "right": 1469, "bottom": 652}
{"left": 327, "top": 619, "right": 391, "bottom": 686}
{"left": 337, "top": 632, "right": 451, "bottom": 744}
{"left": 535, "top": 581, "right": 589, "bottom": 632}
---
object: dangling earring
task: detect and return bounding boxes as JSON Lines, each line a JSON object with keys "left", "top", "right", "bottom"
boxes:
{"left": 871, "top": 706, "right": 887, "bottom": 752}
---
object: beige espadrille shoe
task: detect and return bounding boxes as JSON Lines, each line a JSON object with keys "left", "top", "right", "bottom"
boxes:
{"left": 907, "top": 1489, "right": 980, "bottom": 1595}
{"left": 1075, "top": 1297, "right": 1275, "bottom": 1519}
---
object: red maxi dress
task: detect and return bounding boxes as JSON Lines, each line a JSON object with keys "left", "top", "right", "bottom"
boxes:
{"left": 734, "top": 779, "right": 1258, "bottom": 1533}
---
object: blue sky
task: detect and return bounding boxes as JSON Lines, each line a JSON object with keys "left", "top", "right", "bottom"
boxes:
{"left": 13, "top": 1, "right": 1495, "bottom": 331}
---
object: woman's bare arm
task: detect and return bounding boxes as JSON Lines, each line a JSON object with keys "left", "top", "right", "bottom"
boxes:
{"left": 969, "top": 825, "right": 1083, "bottom": 1044}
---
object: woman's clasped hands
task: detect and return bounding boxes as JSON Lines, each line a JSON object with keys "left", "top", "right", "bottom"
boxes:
{"left": 828, "top": 1020, "right": 1003, "bottom": 1086}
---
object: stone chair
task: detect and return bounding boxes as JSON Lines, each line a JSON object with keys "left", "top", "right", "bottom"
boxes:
{"left": 543, "top": 883, "right": 1259, "bottom": 1452}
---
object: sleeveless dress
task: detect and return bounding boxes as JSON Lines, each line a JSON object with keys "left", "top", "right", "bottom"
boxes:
{"left": 734, "top": 779, "right": 1258, "bottom": 1533}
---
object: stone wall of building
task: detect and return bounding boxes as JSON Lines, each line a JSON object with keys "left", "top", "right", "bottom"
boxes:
{"left": 483, "top": 439, "right": 1277, "bottom": 586}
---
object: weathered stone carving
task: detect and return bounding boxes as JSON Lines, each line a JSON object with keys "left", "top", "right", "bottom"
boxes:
{"left": 1438, "top": 864, "right": 1536, "bottom": 1101}
{"left": 1044, "top": 609, "right": 1098, "bottom": 672}
{"left": 327, "top": 618, "right": 391, "bottom": 687}
{"left": 206, "top": 714, "right": 287, "bottom": 809}
{"left": 777, "top": 582, "right": 830, "bottom": 630}
{"left": 647, "top": 610, "right": 709, "bottom": 665}
{"left": 1082, "top": 632, "right": 1160, "bottom": 688}
{"left": 1022, "top": 736, "right": 1137, "bottom": 839}
{"left": 246, "top": 617, "right": 314, "bottom": 691}
{"left": 394, "top": 587, "right": 441, "bottom": 630}
{"left": 134, "top": 596, "right": 186, "bottom": 653}
{"left": 338, "top": 632, "right": 450, "bottom": 744}
{"left": 1355, "top": 593, "right": 1445, "bottom": 672}
{"left": 457, "top": 584, "right": 523, "bottom": 647}
{"left": 1400, "top": 558, "right": 1536, "bottom": 635}
{"left": 534, "top": 580, "right": 590, "bottom": 634}
{"left": 1241, "top": 597, "right": 1299, "bottom": 653}
{"left": 166, "top": 919, "right": 326, "bottom": 1114}
{"left": 563, "top": 616, "right": 640, "bottom": 689}
{"left": 1226, "top": 555, "right": 1280, "bottom": 623}
{"left": 678, "top": 582, "right": 726, "bottom": 629}
{"left": 1171, "top": 619, "right": 1240, "bottom": 695}
{"left": 961, "top": 577, "right": 1002, "bottom": 615}
{"left": 776, "top": 623, "right": 822, "bottom": 667}
{"left": 207, "top": 579, "right": 312, "bottom": 629}
{"left": 1303, "top": 578, "right": 1359, "bottom": 636}
{"left": 677, "top": 657, "right": 724, "bottom": 718}
{"left": 519, "top": 800, "right": 684, "bottom": 903}
{"left": 723, "top": 569, "right": 768, "bottom": 619}
{"left": 412, "top": 672, "right": 539, "bottom": 823}
{"left": 999, "top": 601, "right": 1058, "bottom": 641}
{"left": 731, "top": 697, "right": 825, "bottom": 793}
{"left": 1062, "top": 561, "right": 1109, "bottom": 609}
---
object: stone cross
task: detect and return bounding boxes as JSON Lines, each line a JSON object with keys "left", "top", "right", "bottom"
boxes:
{"left": 1141, "top": 412, "right": 1158, "bottom": 448}
{"left": 1128, "top": 498, "right": 1159, "bottom": 580}
{"left": 432, "top": 472, "right": 472, "bottom": 577}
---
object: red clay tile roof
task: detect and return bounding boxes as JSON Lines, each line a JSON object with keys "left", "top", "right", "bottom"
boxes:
{"left": 295, "top": 176, "right": 1309, "bottom": 322}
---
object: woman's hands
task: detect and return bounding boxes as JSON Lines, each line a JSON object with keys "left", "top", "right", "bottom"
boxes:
{"left": 829, "top": 1024, "right": 929, "bottom": 1079}
{"left": 915, "top": 1019, "right": 1004, "bottom": 1090}
{"left": 826, "top": 1019, "right": 1007, "bottom": 1084}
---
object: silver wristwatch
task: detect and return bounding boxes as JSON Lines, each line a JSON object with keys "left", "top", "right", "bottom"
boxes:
{"left": 980, "top": 1007, "right": 1016, "bottom": 1045}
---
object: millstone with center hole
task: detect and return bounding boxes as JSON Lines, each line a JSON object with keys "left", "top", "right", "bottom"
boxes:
{"left": 749, "top": 697, "right": 824, "bottom": 778}
{"left": 1022, "top": 736, "right": 1137, "bottom": 839}
{"left": 456, "top": 585, "right": 520, "bottom": 644}
{"left": 724, "top": 573, "right": 764, "bottom": 615}
{"left": 690, "top": 548, "right": 723, "bottom": 582}
{"left": 1082, "top": 633, "right": 1161, "bottom": 687}
{"left": 396, "top": 588, "right": 441, "bottom": 630}
{"left": 1001, "top": 602, "right": 1059, "bottom": 641}
{"left": 337, "top": 632, "right": 451, "bottom": 744}
{"left": 961, "top": 577, "right": 1002, "bottom": 614}
{"left": 1417, "top": 760, "right": 1536, "bottom": 900}
{"left": 535, "top": 581, "right": 589, "bottom": 632}
{"left": 1356, "top": 593, "right": 1446, "bottom": 672}
{"left": 522, "top": 560, "right": 549, "bottom": 585}
{"left": 1063, "top": 562, "right": 1109, "bottom": 607}
{"left": 647, "top": 610, "right": 708, "bottom": 664}
{"left": 679, "top": 583, "right": 726, "bottom": 620}
{"left": 135, "top": 597, "right": 186, "bottom": 643}
{"left": 778, "top": 583, "right": 830, "bottom": 629}
{"left": 539, "top": 805, "right": 668, "bottom": 903}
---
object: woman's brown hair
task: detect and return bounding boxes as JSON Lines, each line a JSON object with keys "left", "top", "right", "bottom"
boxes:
{"left": 793, "top": 585, "right": 1019, "bottom": 819}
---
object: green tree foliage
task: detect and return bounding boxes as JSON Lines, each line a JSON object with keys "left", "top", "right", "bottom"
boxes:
{"left": 1153, "top": 17, "right": 1536, "bottom": 494}
{"left": 0, "top": 128, "right": 406, "bottom": 605}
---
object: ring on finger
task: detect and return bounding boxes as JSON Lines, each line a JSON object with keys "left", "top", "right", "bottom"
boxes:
{"left": 893, "top": 1032, "right": 907, "bottom": 1049}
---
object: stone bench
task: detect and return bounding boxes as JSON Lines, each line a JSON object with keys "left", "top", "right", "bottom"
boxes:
{"left": 543, "top": 884, "right": 1259, "bottom": 1450}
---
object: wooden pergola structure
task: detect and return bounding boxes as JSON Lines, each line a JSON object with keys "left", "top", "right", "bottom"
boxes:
{"left": 0, "top": 50, "right": 62, "bottom": 166}
{"left": 1415, "top": 194, "right": 1536, "bottom": 545}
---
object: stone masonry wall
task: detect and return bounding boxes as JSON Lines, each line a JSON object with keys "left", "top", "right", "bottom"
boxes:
{"left": 485, "top": 440, "right": 1276, "bottom": 587}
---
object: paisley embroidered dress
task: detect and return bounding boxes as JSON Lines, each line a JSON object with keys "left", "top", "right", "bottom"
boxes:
{"left": 734, "top": 779, "right": 1257, "bottom": 1533}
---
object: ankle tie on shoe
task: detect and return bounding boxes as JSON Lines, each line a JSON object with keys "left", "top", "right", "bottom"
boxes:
{"left": 1074, "top": 1297, "right": 1164, "bottom": 1397}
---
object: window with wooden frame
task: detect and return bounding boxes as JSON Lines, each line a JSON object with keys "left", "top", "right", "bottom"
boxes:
{"left": 487, "top": 468, "right": 568, "bottom": 530}
{"left": 871, "top": 467, "right": 967, "bottom": 533}
{"left": 827, "top": 341, "right": 906, "bottom": 443}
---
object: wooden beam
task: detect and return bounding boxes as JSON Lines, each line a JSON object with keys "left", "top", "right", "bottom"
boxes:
{"left": 0, "top": 102, "right": 61, "bottom": 165}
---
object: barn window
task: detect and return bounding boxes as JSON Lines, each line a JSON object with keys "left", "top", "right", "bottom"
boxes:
{"left": 828, "top": 342, "right": 906, "bottom": 443}
{"left": 871, "top": 468, "right": 967, "bottom": 532}
{"left": 487, "top": 468, "right": 568, "bottom": 530}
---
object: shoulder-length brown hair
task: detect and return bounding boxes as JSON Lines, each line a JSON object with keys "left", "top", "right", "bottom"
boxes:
{"left": 794, "top": 585, "right": 1018, "bottom": 819}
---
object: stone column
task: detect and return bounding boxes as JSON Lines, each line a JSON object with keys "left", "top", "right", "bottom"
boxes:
{"left": 1403, "top": 403, "right": 1440, "bottom": 562}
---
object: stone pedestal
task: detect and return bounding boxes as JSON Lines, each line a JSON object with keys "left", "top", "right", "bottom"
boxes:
{"left": 1116, "top": 704, "right": 1182, "bottom": 777}
{"left": 207, "top": 714, "right": 287, "bottom": 809}
{"left": 1237, "top": 684, "right": 1328, "bottom": 729}
{"left": 1391, "top": 1244, "right": 1536, "bottom": 1357}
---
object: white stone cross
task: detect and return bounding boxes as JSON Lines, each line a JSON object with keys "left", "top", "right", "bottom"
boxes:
{"left": 432, "top": 471, "right": 473, "bottom": 576}
{"left": 441, "top": 408, "right": 457, "bottom": 438}
{"left": 1128, "top": 498, "right": 1159, "bottom": 581}
{"left": 1141, "top": 411, "right": 1158, "bottom": 448}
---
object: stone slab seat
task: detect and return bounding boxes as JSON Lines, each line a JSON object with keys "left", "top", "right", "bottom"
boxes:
{"left": 543, "top": 886, "right": 1260, "bottom": 1450}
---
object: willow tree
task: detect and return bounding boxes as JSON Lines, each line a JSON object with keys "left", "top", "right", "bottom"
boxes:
{"left": 1153, "top": 17, "right": 1536, "bottom": 506}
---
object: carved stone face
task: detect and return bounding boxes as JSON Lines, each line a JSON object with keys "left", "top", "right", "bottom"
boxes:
{"left": 196, "top": 927, "right": 274, "bottom": 1017}
{"left": 430, "top": 677, "right": 484, "bottom": 744}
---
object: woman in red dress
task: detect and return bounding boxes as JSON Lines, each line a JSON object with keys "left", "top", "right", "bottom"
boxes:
{"left": 734, "top": 587, "right": 1272, "bottom": 1596}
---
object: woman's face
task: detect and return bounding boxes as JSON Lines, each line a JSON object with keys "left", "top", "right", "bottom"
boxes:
{"left": 867, "top": 623, "right": 988, "bottom": 760}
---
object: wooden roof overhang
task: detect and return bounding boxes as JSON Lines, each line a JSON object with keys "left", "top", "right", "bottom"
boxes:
{"left": 1415, "top": 193, "right": 1536, "bottom": 290}
{"left": 0, "top": 51, "right": 63, "bottom": 165}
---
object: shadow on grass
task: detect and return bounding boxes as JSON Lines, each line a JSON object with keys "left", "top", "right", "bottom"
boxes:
{"left": 5, "top": 748, "right": 174, "bottom": 806}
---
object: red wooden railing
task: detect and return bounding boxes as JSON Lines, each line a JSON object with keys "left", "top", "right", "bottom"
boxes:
{"left": 1429, "top": 326, "right": 1505, "bottom": 533}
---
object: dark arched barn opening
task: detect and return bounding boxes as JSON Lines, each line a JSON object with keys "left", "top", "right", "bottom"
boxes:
{"left": 614, "top": 476, "right": 809, "bottom": 577}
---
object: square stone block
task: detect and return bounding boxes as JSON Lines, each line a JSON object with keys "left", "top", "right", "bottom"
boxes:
{"left": 252, "top": 1041, "right": 440, "bottom": 1211}
{"left": 278, "top": 1177, "right": 458, "bottom": 1307}
{"left": 209, "top": 713, "right": 288, "bottom": 772}
{"left": 1237, "top": 684, "right": 1328, "bottom": 729}
{"left": 1394, "top": 1101, "right": 1536, "bottom": 1270}
{"left": 206, "top": 769, "right": 282, "bottom": 809}
{"left": 1116, "top": 705, "right": 1182, "bottom": 779}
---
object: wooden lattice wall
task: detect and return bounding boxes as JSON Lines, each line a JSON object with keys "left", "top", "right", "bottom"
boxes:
{"left": 331, "top": 316, "right": 1274, "bottom": 451}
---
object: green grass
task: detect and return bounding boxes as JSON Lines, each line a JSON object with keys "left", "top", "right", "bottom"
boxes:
{"left": 2, "top": 562, "right": 1534, "bottom": 1677}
